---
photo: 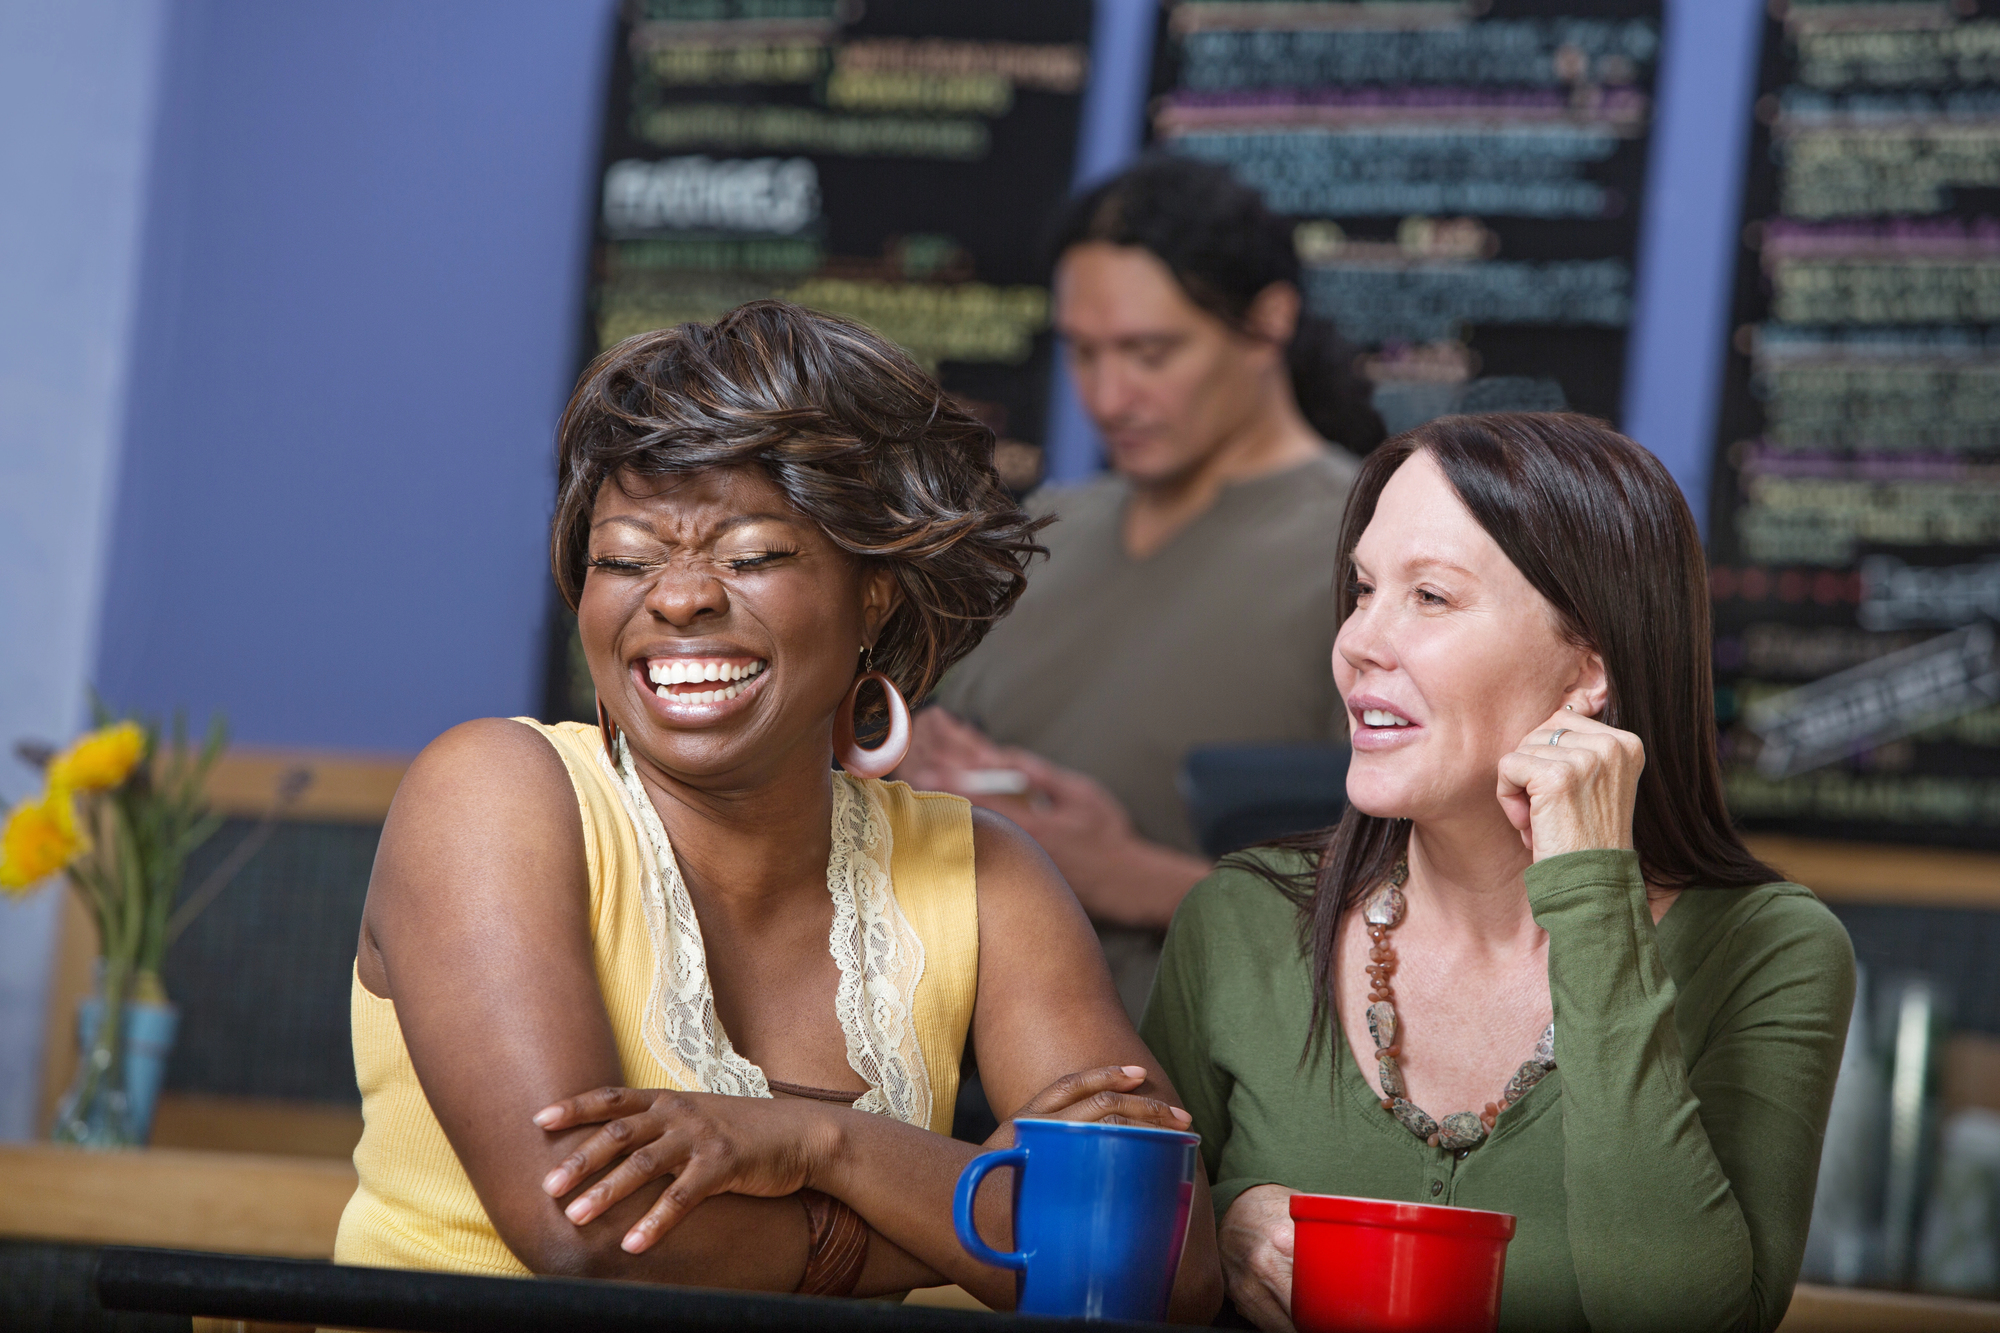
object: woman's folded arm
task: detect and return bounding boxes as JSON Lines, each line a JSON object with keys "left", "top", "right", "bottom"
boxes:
{"left": 361, "top": 723, "right": 1218, "bottom": 1314}
{"left": 815, "top": 812, "right": 1224, "bottom": 1320}
{"left": 363, "top": 718, "right": 941, "bottom": 1291}
{"left": 1529, "top": 849, "right": 1855, "bottom": 1333}
{"left": 548, "top": 813, "right": 1223, "bottom": 1318}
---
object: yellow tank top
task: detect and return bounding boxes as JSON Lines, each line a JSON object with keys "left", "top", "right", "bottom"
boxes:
{"left": 334, "top": 719, "right": 979, "bottom": 1275}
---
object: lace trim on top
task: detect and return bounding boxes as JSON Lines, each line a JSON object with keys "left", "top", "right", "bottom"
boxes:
{"left": 598, "top": 737, "right": 933, "bottom": 1129}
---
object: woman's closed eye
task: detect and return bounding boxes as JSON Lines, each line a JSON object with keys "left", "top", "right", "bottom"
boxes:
{"left": 587, "top": 546, "right": 802, "bottom": 575}
{"left": 723, "top": 546, "right": 801, "bottom": 572}
{"left": 586, "top": 555, "right": 659, "bottom": 575}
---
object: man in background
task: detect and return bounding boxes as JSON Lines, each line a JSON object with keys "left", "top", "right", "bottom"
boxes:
{"left": 901, "top": 156, "right": 1383, "bottom": 1017}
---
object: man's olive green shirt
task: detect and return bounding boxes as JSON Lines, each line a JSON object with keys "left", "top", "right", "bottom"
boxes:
{"left": 1140, "top": 848, "right": 1855, "bottom": 1333}
{"left": 933, "top": 452, "right": 1358, "bottom": 1018}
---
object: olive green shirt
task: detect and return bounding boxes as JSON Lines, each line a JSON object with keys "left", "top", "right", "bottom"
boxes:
{"left": 934, "top": 452, "right": 1359, "bottom": 1017}
{"left": 935, "top": 452, "right": 1359, "bottom": 853}
{"left": 1140, "top": 848, "right": 1856, "bottom": 1333}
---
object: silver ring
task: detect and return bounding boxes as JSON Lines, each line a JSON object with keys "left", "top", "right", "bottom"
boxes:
{"left": 1549, "top": 728, "right": 1570, "bottom": 746}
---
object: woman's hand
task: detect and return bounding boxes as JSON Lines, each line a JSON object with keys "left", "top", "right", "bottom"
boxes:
{"left": 1221, "top": 1184, "right": 1300, "bottom": 1332}
{"left": 532, "top": 1088, "right": 834, "bottom": 1254}
{"left": 985, "top": 1064, "right": 1194, "bottom": 1148}
{"left": 1495, "top": 706, "right": 1644, "bottom": 860}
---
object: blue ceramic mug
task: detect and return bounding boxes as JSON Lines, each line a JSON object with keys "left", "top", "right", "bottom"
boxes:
{"left": 953, "top": 1117, "right": 1200, "bottom": 1321}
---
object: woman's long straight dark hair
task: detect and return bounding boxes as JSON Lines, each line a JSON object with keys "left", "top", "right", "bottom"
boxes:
{"left": 1246, "top": 412, "right": 1780, "bottom": 1050}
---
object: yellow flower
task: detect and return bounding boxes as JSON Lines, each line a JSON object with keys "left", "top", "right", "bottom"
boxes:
{"left": 0, "top": 787, "right": 86, "bottom": 893}
{"left": 48, "top": 721, "right": 146, "bottom": 792}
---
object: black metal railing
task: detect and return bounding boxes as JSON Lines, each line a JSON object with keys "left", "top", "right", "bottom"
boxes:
{"left": 94, "top": 1247, "right": 1171, "bottom": 1333}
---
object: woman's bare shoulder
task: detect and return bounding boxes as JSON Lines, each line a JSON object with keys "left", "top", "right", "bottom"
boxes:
{"left": 967, "top": 807, "right": 1068, "bottom": 901}
{"left": 387, "top": 717, "right": 578, "bottom": 829}
{"left": 362, "top": 718, "right": 589, "bottom": 994}
{"left": 964, "top": 807, "right": 1101, "bottom": 952}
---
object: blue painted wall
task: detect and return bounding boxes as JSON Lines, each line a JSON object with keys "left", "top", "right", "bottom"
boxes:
{"left": 94, "top": 0, "right": 615, "bottom": 753}
{"left": 0, "top": 0, "right": 172, "bottom": 1143}
{"left": 0, "top": 0, "right": 614, "bottom": 1139}
{"left": 1622, "top": 0, "right": 1767, "bottom": 534}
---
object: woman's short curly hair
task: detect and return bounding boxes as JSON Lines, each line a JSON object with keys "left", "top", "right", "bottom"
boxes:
{"left": 552, "top": 300, "right": 1048, "bottom": 718}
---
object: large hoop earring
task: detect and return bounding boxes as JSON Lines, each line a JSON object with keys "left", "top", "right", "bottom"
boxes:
{"left": 596, "top": 695, "right": 620, "bottom": 766}
{"left": 833, "top": 671, "right": 910, "bottom": 779}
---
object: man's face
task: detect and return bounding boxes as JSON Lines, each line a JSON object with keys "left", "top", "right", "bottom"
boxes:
{"left": 1054, "top": 242, "right": 1284, "bottom": 487}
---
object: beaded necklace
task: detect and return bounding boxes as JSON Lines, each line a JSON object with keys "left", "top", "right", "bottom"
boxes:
{"left": 1361, "top": 860, "right": 1556, "bottom": 1153}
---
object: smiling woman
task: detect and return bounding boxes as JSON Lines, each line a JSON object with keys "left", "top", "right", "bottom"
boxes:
{"left": 1141, "top": 413, "right": 1856, "bottom": 1333}
{"left": 332, "top": 301, "right": 1222, "bottom": 1318}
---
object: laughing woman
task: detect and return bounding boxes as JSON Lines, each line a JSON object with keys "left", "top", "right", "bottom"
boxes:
{"left": 1141, "top": 414, "right": 1853, "bottom": 1332}
{"left": 333, "top": 301, "right": 1221, "bottom": 1318}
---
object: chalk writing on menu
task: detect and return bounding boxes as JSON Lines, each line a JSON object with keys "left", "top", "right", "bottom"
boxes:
{"left": 1150, "top": 0, "right": 1661, "bottom": 432}
{"left": 592, "top": 0, "right": 1091, "bottom": 493}
{"left": 1711, "top": 0, "right": 2000, "bottom": 849}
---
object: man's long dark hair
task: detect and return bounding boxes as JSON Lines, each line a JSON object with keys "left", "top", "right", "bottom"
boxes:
{"left": 1249, "top": 413, "right": 1779, "bottom": 1048}
{"left": 1049, "top": 154, "right": 1386, "bottom": 454}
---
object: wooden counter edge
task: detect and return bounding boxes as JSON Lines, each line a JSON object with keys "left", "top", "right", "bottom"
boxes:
{"left": 185, "top": 747, "right": 2000, "bottom": 908}
{"left": 1744, "top": 834, "right": 2000, "bottom": 909}
{"left": 0, "top": 1142, "right": 354, "bottom": 1259}
{"left": 1783, "top": 1281, "right": 2000, "bottom": 1331}
{"left": 203, "top": 748, "right": 410, "bottom": 823}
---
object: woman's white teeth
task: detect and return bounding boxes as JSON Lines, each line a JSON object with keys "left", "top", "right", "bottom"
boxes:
{"left": 654, "top": 682, "right": 749, "bottom": 704}
{"left": 646, "top": 659, "right": 766, "bottom": 685}
{"left": 1362, "top": 709, "right": 1410, "bottom": 727}
{"left": 643, "top": 658, "right": 765, "bottom": 705}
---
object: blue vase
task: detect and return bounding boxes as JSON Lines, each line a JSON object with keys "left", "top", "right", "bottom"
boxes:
{"left": 70, "top": 996, "right": 179, "bottom": 1145}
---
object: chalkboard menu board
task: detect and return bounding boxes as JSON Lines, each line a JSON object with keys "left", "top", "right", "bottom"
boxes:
{"left": 1710, "top": 0, "right": 2000, "bottom": 851}
{"left": 1148, "top": 0, "right": 1662, "bottom": 433}
{"left": 546, "top": 0, "right": 1092, "bottom": 722}
{"left": 592, "top": 0, "right": 1089, "bottom": 472}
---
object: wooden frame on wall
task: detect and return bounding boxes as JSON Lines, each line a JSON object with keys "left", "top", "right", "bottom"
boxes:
{"left": 201, "top": 748, "right": 410, "bottom": 823}
{"left": 1745, "top": 835, "right": 2000, "bottom": 911}
{"left": 35, "top": 749, "right": 409, "bottom": 1146}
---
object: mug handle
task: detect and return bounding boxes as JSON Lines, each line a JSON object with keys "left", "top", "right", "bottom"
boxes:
{"left": 953, "top": 1146, "right": 1029, "bottom": 1271}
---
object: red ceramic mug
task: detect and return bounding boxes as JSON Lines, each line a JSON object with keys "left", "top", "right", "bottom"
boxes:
{"left": 1289, "top": 1193, "right": 1517, "bottom": 1333}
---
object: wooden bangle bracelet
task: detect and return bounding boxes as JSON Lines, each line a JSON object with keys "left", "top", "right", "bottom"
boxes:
{"left": 796, "top": 1188, "right": 869, "bottom": 1297}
